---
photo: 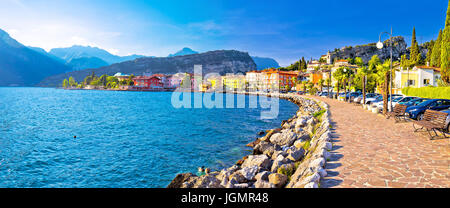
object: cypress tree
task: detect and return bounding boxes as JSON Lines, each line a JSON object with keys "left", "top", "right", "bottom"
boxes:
{"left": 409, "top": 27, "right": 422, "bottom": 66}
{"left": 425, "top": 39, "right": 434, "bottom": 65}
{"left": 431, "top": 29, "right": 442, "bottom": 67}
{"left": 441, "top": 0, "right": 450, "bottom": 83}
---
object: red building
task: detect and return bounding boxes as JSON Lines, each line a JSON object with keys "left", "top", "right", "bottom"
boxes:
{"left": 133, "top": 75, "right": 163, "bottom": 89}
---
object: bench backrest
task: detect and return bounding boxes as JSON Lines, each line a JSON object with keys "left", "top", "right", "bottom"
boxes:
{"left": 393, "top": 104, "right": 407, "bottom": 114}
{"left": 423, "top": 109, "right": 449, "bottom": 129}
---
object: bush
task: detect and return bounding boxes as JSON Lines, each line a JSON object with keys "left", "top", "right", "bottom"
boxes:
{"left": 402, "top": 86, "right": 450, "bottom": 99}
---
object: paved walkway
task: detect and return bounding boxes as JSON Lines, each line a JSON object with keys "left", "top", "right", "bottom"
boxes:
{"left": 308, "top": 96, "right": 450, "bottom": 188}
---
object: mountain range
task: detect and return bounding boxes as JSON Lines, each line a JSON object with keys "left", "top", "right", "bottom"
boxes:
{"left": 0, "top": 28, "right": 280, "bottom": 86}
{"left": 0, "top": 29, "right": 70, "bottom": 86}
{"left": 39, "top": 50, "right": 257, "bottom": 87}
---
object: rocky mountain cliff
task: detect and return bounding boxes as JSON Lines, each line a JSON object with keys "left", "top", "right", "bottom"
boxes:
{"left": 252, "top": 56, "right": 280, "bottom": 70}
{"left": 39, "top": 50, "right": 257, "bottom": 87}
{"left": 328, "top": 36, "right": 408, "bottom": 63}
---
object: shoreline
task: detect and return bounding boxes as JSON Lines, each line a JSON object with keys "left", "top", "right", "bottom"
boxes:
{"left": 168, "top": 92, "right": 332, "bottom": 188}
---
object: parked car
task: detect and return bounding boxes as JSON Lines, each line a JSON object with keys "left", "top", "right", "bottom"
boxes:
{"left": 371, "top": 95, "right": 403, "bottom": 107}
{"left": 365, "top": 95, "right": 383, "bottom": 105}
{"left": 355, "top": 93, "right": 379, "bottom": 103}
{"left": 402, "top": 98, "right": 429, "bottom": 107}
{"left": 392, "top": 96, "right": 418, "bottom": 107}
{"left": 296, "top": 91, "right": 305, "bottom": 95}
{"left": 374, "top": 95, "right": 404, "bottom": 110}
{"left": 359, "top": 93, "right": 380, "bottom": 104}
{"left": 405, "top": 99, "right": 450, "bottom": 120}
{"left": 439, "top": 108, "right": 450, "bottom": 133}
{"left": 347, "top": 92, "right": 362, "bottom": 102}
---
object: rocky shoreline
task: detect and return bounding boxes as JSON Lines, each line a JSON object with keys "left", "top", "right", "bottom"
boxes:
{"left": 167, "top": 93, "right": 332, "bottom": 188}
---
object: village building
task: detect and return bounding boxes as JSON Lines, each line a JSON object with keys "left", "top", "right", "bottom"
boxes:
{"left": 132, "top": 75, "right": 163, "bottom": 89}
{"left": 113, "top": 72, "right": 130, "bottom": 82}
{"left": 393, "top": 65, "right": 441, "bottom": 93}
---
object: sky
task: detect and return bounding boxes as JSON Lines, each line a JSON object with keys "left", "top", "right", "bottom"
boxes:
{"left": 0, "top": 0, "right": 448, "bottom": 66}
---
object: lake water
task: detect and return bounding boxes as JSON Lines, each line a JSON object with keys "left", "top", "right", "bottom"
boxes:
{"left": 0, "top": 87, "right": 298, "bottom": 187}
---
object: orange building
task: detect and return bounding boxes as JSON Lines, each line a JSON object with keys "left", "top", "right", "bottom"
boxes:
{"left": 260, "top": 69, "right": 299, "bottom": 91}
{"left": 308, "top": 71, "right": 324, "bottom": 85}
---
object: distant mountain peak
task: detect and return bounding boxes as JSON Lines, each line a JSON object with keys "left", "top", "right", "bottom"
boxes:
{"left": 168, "top": 47, "right": 199, "bottom": 57}
{"left": 0, "top": 28, "right": 23, "bottom": 48}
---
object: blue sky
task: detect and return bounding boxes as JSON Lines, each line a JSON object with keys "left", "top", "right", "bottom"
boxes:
{"left": 0, "top": 0, "right": 448, "bottom": 66}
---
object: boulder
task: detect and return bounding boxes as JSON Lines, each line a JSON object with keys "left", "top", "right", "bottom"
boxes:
{"left": 239, "top": 166, "right": 259, "bottom": 181}
{"left": 254, "top": 180, "right": 276, "bottom": 188}
{"left": 286, "top": 148, "right": 305, "bottom": 162}
{"left": 255, "top": 171, "right": 271, "bottom": 181}
{"left": 241, "top": 155, "right": 271, "bottom": 170}
{"left": 253, "top": 141, "right": 280, "bottom": 157}
{"left": 228, "top": 172, "right": 246, "bottom": 184}
{"left": 269, "top": 130, "right": 297, "bottom": 146}
{"left": 167, "top": 173, "right": 195, "bottom": 188}
{"left": 268, "top": 173, "right": 288, "bottom": 188}
{"left": 271, "top": 155, "right": 288, "bottom": 172}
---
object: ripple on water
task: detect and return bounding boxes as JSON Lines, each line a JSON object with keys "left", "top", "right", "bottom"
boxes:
{"left": 0, "top": 88, "right": 298, "bottom": 187}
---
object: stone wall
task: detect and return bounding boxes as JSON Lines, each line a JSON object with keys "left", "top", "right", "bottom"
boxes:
{"left": 167, "top": 93, "right": 332, "bottom": 188}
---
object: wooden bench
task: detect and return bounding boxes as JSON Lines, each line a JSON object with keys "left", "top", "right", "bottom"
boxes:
{"left": 386, "top": 104, "right": 408, "bottom": 122}
{"left": 412, "top": 109, "right": 449, "bottom": 140}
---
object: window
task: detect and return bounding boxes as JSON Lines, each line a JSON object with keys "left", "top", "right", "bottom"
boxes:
{"left": 423, "top": 79, "right": 430, "bottom": 86}
{"left": 406, "top": 80, "right": 415, "bottom": 86}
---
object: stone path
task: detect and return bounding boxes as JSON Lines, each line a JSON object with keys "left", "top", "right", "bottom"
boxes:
{"left": 307, "top": 96, "right": 450, "bottom": 188}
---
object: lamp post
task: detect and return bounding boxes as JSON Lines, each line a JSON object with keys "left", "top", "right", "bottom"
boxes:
{"left": 377, "top": 27, "right": 393, "bottom": 112}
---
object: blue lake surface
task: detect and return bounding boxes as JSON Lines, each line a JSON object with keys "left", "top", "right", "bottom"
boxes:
{"left": 0, "top": 87, "right": 298, "bottom": 187}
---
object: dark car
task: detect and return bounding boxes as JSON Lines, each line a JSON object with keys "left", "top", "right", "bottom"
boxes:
{"left": 347, "top": 92, "right": 362, "bottom": 102}
{"left": 402, "top": 98, "right": 429, "bottom": 107}
{"left": 405, "top": 99, "right": 450, "bottom": 120}
{"left": 440, "top": 108, "right": 450, "bottom": 133}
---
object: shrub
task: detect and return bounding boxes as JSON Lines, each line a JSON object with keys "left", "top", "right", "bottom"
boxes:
{"left": 402, "top": 86, "right": 450, "bottom": 99}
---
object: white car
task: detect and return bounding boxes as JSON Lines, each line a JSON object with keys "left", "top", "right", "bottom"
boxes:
{"left": 357, "top": 93, "right": 379, "bottom": 104}
{"left": 375, "top": 95, "right": 404, "bottom": 110}
{"left": 362, "top": 94, "right": 382, "bottom": 104}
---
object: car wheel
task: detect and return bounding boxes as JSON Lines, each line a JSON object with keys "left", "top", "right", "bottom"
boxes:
{"left": 417, "top": 113, "right": 424, "bottom": 121}
{"left": 446, "top": 124, "right": 450, "bottom": 133}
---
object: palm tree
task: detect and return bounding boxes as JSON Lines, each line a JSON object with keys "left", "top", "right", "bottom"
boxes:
{"left": 318, "top": 79, "right": 324, "bottom": 92}
{"left": 333, "top": 67, "right": 345, "bottom": 99}
{"left": 375, "top": 60, "right": 391, "bottom": 115}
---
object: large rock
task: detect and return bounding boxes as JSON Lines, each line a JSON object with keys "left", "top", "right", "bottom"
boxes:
{"left": 255, "top": 171, "right": 271, "bottom": 181}
{"left": 286, "top": 148, "right": 305, "bottom": 162}
{"left": 254, "top": 180, "right": 276, "bottom": 188}
{"left": 271, "top": 155, "right": 289, "bottom": 172}
{"left": 167, "top": 173, "right": 195, "bottom": 188}
{"left": 269, "top": 129, "right": 297, "bottom": 146}
{"left": 241, "top": 155, "right": 271, "bottom": 170}
{"left": 239, "top": 166, "right": 259, "bottom": 181}
{"left": 268, "top": 173, "right": 288, "bottom": 188}
{"left": 253, "top": 141, "right": 280, "bottom": 157}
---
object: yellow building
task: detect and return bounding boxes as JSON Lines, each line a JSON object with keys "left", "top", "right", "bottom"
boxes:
{"left": 222, "top": 74, "right": 246, "bottom": 91}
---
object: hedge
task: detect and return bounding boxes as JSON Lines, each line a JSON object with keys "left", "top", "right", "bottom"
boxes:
{"left": 402, "top": 86, "right": 450, "bottom": 99}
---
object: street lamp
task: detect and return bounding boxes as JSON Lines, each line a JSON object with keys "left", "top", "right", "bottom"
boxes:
{"left": 377, "top": 28, "right": 393, "bottom": 112}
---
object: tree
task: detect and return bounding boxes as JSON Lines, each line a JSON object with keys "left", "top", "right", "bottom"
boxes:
{"left": 318, "top": 79, "right": 324, "bottom": 92}
{"left": 425, "top": 39, "right": 435, "bottom": 65}
{"left": 441, "top": 0, "right": 450, "bottom": 84}
{"left": 68, "top": 76, "right": 76, "bottom": 87}
{"left": 409, "top": 27, "right": 422, "bottom": 66}
{"left": 431, "top": 29, "right": 442, "bottom": 67}
{"left": 375, "top": 60, "right": 391, "bottom": 115}
{"left": 333, "top": 67, "right": 345, "bottom": 98}
{"left": 368, "top": 55, "right": 381, "bottom": 71}
{"left": 62, "top": 79, "right": 68, "bottom": 88}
